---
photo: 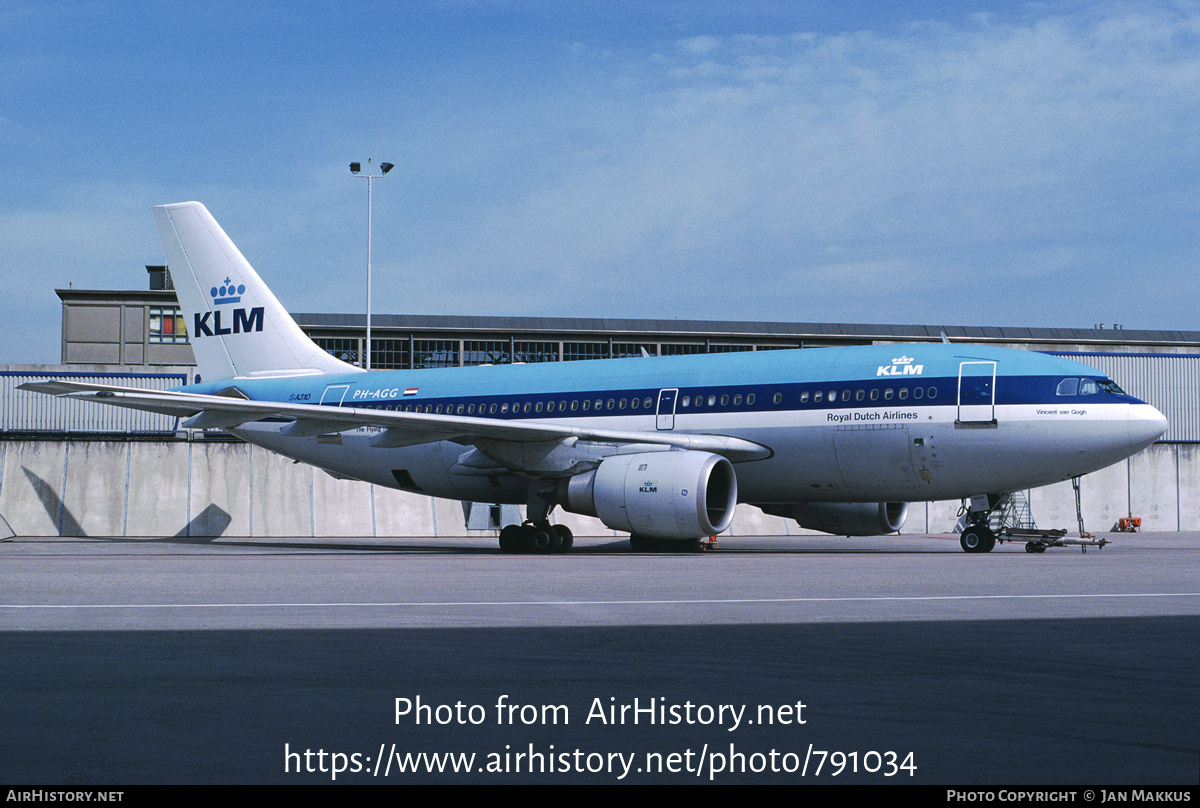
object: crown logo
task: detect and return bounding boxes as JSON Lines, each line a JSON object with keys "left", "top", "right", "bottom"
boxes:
{"left": 210, "top": 277, "right": 245, "bottom": 305}
{"left": 892, "top": 355, "right": 913, "bottom": 364}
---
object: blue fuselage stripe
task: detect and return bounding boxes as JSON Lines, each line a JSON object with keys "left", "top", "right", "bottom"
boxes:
{"left": 179, "top": 345, "right": 1142, "bottom": 416}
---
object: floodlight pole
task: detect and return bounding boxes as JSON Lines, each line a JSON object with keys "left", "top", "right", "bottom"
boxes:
{"left": 349, "top": 159, "right": 393, "bottom": 371}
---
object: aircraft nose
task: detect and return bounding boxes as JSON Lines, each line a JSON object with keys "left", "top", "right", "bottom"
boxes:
{"left": 1129, "top": 403, "right": 1168, "bottom": 450}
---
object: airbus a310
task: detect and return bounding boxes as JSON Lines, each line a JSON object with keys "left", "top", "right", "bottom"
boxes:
{"left": 22, "top": 202, "right": 1167, "bottom": 553}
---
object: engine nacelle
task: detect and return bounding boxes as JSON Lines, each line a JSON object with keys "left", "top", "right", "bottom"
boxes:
{"left": 781, "top": 501, "right": 908, "bottom": 536}
{"left": 559, "top": 451, "right": 737, "bottom": 539}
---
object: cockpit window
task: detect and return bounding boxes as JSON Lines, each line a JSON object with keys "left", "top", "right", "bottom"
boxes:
{"left": 1058, "top": 377, "right": 1122, "bottom": 396}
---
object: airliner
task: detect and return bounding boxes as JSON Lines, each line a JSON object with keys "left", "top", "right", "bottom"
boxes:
{"left": 22, "top": 202, "right": 1168, "bottom": 553}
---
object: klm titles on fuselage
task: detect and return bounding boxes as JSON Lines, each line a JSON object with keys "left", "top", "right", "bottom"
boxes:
{"left": 877, "top": 356, "right": 924, "bottom": 377}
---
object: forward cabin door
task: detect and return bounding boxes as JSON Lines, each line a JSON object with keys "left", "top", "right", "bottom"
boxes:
{"left": 957, "top": 361, "right": 997, "bottom": 424}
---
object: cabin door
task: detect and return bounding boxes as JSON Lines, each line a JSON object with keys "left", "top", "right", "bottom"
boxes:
{"left": 957, "top": 361, "right": 997, "bottom": 424}
{"left": 656, "top": 388, "right": 678, "bottom": 430}
{"left": 320, "top": 384, "right": 350, "bottom": 406}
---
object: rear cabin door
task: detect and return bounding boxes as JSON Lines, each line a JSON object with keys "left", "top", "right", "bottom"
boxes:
{"left": 320, "top": 384, "right": 350, "bottom": 407}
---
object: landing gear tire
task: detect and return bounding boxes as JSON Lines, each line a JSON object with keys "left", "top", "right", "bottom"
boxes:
{"left": 530, "top": 523, "right": 562, "bottom": 553}
{"left": 499, "top": 524, "right": 524, "bottom": 554}
{"left": 960, "top": 526, "right": 996, "bottom": 553}
{"left": 554, "top": 524, "right": 574, "bottom": 553}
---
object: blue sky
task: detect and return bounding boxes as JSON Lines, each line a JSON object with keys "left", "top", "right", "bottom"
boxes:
{"left": 2, "top": 1, "right": 1198, "bottom": 363}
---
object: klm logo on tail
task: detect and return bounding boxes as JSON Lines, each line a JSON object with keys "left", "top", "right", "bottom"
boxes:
{"left": 194, "top": 275, "right": 264, "bottom": 338}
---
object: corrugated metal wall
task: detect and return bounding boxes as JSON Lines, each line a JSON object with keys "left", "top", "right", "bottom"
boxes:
{"left": 0, "top": 370, "right": 188, "bottom": 435}
{"left": 1050, "top": 353, "right": 1200, "bottom": 443}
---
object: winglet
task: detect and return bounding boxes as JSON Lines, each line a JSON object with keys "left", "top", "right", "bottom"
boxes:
{"left": 153, "top": 202, "right": 364, "bottom": 381}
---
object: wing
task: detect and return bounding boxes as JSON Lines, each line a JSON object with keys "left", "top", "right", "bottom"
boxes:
{"left": 18, "top": 381, "right": 771, "bottom": 470}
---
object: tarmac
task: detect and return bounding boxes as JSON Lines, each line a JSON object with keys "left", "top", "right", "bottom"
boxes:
{"left": 1, "top": 530, "right": 1197, "bottom": 784}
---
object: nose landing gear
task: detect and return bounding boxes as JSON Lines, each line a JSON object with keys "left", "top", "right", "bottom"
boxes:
{"left": 959, "top": 524, "right": 997, "bottom": 553}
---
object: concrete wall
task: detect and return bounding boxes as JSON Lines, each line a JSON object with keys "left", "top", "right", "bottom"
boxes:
{"left": 0, "top": 438, "right": 1185, "bottom": 538}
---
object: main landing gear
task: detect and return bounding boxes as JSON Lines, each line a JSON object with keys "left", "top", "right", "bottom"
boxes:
{"left": 499, "top": 491, "right": 575, "bottom": 554}
{"left": 498, "top": 521, "right": 574, "bottom": 555}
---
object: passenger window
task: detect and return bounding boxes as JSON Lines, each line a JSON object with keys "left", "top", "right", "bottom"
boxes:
{"left": 773, "top": 392, "right": 782, "bottom": 404}
{"left": 582, "top": 400, "right": 590, "bottom": 411}
{"left": 747, "top": 394, "right": 755, "bottom": 405}
{"left": 489, "top": 403, "right": 497, "bottom": 414}
{"left": 607, "top": 399, "right": 615, "bottom": 409}
{"left": 500, "top": 403, "right": 509, "bottom": 414}
{"left": 842, "top": 390, "right": 850, "bottom": 401}
{"left": 734, "top": 394, "right": 742, "bottom": 405}
{"left": 708, "top": 395, "right": 716, "bottom": 406}
{"left": 855, "top": 389, "right": 864, "bottom": 401}
{"left": 899, "top": 388, "right": 908, "bottom": 400}
{"left": 828, "top": 390, "right": 836, "bottom": 402}
{"left": 619, "top": 398, "right": 627, "bottom": 409}
{"left": 1056, "top": 378, "right": 1079, "bottom": 396}
{"left": 884, "top": 389, "right": 894, "bottom": 400}
{"left": 870, "top": 389, "right": 879, "bottom": 401}
{"left": 913, "top": 388, "right": 923, "bottom": 399}
{"left": 644, "top": 397, "right": 653, "bottom": 408}
{"left": 535, "top": 401, "right": 543, "bottom": 413}
{"left": 927, "top": 387, "right": 937, "bottom": 399}
{"left": 800, "top": 391, "right": 809, "bottom": 403}
{"left": 681, "top": 396, "right": 691, "bottom": 407}
{"left": 570, "top": 401, "right": 578, "bottom": 411}
{"left": 814, "top": 390, "right": 823, "bottom": 402}
{"left": 720, "top": 395, "right": 728, "bottom": 406}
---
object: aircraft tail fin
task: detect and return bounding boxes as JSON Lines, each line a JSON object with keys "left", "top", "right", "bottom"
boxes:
{"left": 153, "top": 202, "right": 364, "bottom": 382}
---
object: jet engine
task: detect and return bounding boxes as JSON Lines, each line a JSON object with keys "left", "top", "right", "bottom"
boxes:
{"left": 769, "top": 501, "right": 908, "bottom": 536}
{"left": 558, "top": 450, "right": 737, "bottom": 539}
